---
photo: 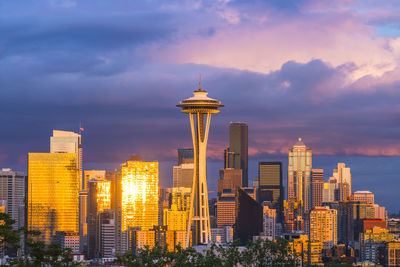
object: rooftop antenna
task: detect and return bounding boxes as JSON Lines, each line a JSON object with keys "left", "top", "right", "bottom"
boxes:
{"left": 199, "top": 73, "right": 202, "bottom": 90}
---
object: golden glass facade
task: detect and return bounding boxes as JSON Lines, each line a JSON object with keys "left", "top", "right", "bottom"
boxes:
{"left": 121, "top": 160, "right": 158, "bottom": 231}
{"left": 28, "top": 153, "right": 79, "bottom": 244}
{"left": 96, "top": 180, "right": 111, "bottom": 213}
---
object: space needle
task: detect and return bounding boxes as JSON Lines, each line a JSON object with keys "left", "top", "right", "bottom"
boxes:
{"left": 177, "top": 77, "right": 223, "bottom": 246}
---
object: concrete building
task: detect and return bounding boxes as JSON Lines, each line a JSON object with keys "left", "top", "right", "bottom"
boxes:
{"left": 311, "top": 169, "right": 324, "bottom": 209}
{"left": 333, "top": 163, "right": 351, "bottom": 200}
{"left": 374, "top": 204, "right": 387, "bottom": 221}
{"left": 309, "top": 207, "right": 337, "bottom": 249}
{"left": 172, "top": 163, "right": 194, "bottom": 189}
{"left": 262, "top": 204, "right": 276, "bottom": 240}
{"left": 353, "top": 191, "right": 374, "bottom": 204}
{"left": 0, "top": 168, "right": 24, "bottom": 229}
{"left": 211, "top": 226, "right": 233, "bottom": 244}
{"left": 55, "top": 231, "right": 80, "bottom": 253}
{"left": 216, "top": 190, "right": 236, "bottom": 228}
{"left": 217, "top": 168, "right": 242, "bottom": 195}
{"left": 98, "top": 210, "right": 115, "bottom": 258}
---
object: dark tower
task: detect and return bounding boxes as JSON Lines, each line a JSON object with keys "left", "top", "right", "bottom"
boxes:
{"left": 226, "top": 122, "right": 248, "bottom": 187}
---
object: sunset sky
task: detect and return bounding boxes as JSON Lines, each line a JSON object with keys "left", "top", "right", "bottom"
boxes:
{"left": 1, "top": 1, "right": 400, "bottom": 209}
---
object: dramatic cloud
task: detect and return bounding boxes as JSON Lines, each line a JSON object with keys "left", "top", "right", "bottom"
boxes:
{"left": 1, "top": 0, "right": 400, "bottom": 209}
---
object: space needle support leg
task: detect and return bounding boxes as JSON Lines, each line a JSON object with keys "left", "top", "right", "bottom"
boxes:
{"left": 203, "top": 112, "right": 212, "bottom": 243}
{"left": 186, "top": 113, "right": 197, "bottom": 247}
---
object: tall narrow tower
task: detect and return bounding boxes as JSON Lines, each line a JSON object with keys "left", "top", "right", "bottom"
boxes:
{"left": 177, "top": 79, "right": 223, "bottom": 246}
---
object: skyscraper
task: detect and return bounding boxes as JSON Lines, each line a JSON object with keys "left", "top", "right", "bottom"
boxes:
{"left": 177, "top": 148, "right": 194, "bottom": 165}
{"left": 50, "top": 130, "right": 83, "bottom": 189}
{"left": 311, "top": 169, "right": 324, "bottom": 209}
{"left": 87, "top": 178, "right": 111, "bottom": 259}
{"left": 177, "top": 79, "right": 223, "bottom": 245}
{"left": 173, "top": 164, "right": 194, "bottom": 189}
{"left": 217, "top": 168, "right": 242, "bottom": 195}
{"left": 120, "top": 156, "right": 158, "bottom": 231}
{"left": 332, "top": 163, "right": 351, "bottom": 201}
{"left": 309, "top": 207, "right": 337, "bottom": 249}
{"left": 0, "top": 168, "right": 25, "bottom": 229}
{"left": 288, "top": 138, "right": 312, "bottom": 213}
{"left": 235, "top": 188, "right": 263, "bottom": 245}
{"left": 28, "top": 153, "right": 79, "bottom": 244}
{"left": 173, "top": 149, "right": 194, "bottom": 189}
{"left": 225, "top": 122, "right": 248, "bottom": 187}
{"left": 258, "top": 162, "right": 284, "bottom": 223}
{"left": 163, "top": 187, "right": 191, "bottom": 232}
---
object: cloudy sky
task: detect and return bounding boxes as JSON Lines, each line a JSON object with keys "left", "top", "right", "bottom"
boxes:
{"left": 1, "top": 0, "right": 400, "bottom": 208}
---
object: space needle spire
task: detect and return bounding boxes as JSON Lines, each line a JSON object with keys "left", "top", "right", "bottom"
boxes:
{"left": 177, "top": 77, "right": 223, "bottom": 246}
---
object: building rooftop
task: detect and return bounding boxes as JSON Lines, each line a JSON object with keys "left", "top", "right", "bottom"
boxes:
{"left": 354, "top": 191, "right": 373, "bottom": 194}
{"left": 293, "top": 137, "right": 306, "bottom": 147}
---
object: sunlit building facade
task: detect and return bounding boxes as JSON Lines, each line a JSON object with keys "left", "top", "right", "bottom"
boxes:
{"left": 288, "top": 138, "right": 312, "bottom": 213}
{"left": 121, "top": 157, "right": 158, "bottom": 232}
{"left": 87, "top": 178, "right": 112, "bottom": 258}
{"left": 309, "top": 207, "right": 337, "bottom": 249}
{"left": 289, "top": 235, "right": 323, "bottom": 266}
{"left": 50, "top": 130, "right": 82, "bottom": 189}
{"left": 28, "top": 153, "right": 79, "bottom": 244}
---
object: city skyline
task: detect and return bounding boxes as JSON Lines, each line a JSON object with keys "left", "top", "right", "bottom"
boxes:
{"left": 1, "top": 1, "right": 400, "bottom": 265}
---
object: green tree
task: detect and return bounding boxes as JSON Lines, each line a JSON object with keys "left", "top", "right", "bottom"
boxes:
{"left": 0, "top": 213, "right": 24, "bottom": 255}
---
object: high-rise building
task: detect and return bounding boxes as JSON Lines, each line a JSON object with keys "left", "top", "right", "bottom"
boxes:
{"left": 374, "top": 204, "right": 387, "bottom": 221}
{"left": 309, "top": 207, "right": 337, "bottom": 249}
{"left": 258, "top": 162, "right": 284, "bottom": 223}
{"left": 288, "top": 138, "right": 312, "bottom": 214}
{"left": 55, "top": 231, "right": 80, "bottom": 253}
{"left": 225, "top": 122, "right": 248, "bottom": 187}
{"left": 333, "top": 163, "right": 351, "bottom": 199}
{"left": 163, "top": 205, "right": 187, "bottom": 231}
{"left": 216, "top": 189, "right": 236, "bottom": 228}
{"left": 79, "top": 189, "right": 88, "bottom": 254}
{"left": 87, "top": 178, "right": 112, "bottom": 259}
{"left": 173, "top": 163, "right": 194, "bottom": 189}
{"left": 311, "top": 169, "right": 324, "bottom": 209}
{"left": 177, "top": 148, "right": 194, "bottom": 165}
{"left": 120, "top": 156, "right": 158, "bottom": 232}
{"left": 177, "top": 80, "right": 223, "bottom": 245}
{"left": 0, "top": 168, "right": 24, "bottom": 229}
{"left": 262, "top": 204, "right": 276, "bottom": 240}
{"left": 50, "top": 130, "right": 82, "bottom": 189}
{"left": 163, "top": 187, "right": 190, "bottom": 232}
{"left": 235, "top": 188, "right": 263, "bottom": 245}
{"left": 385, "top": 242, "right": 400, "bottom": 266}
{"left": 353, "top": 191, "right": 374, "bottom": 204}
{"left": 98, "top": 210, "right": 115, "bottom": 258}
{"left": 28, "top": 153, "right": 79, "bottom": 244}
{"left": 84, "top": 170, "right": 107, "bottom": 188}
{"left": 322, "top": 178, "right": 338, "bottom": 203}
{"left": 217, "top": 168, "right": 242, "bottom": 195}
